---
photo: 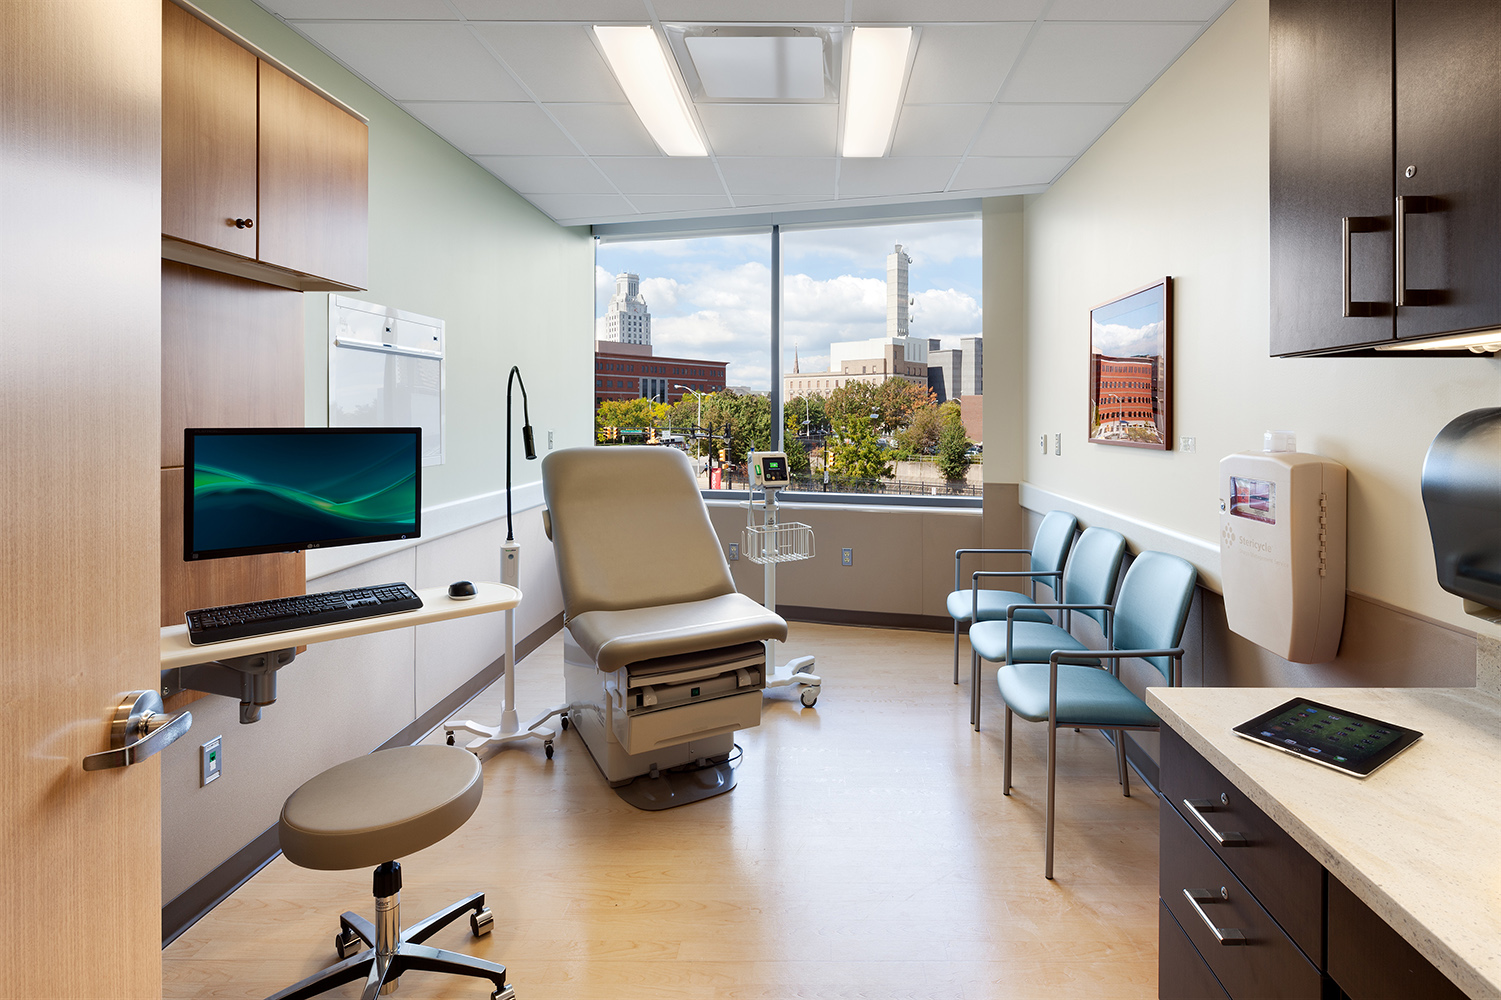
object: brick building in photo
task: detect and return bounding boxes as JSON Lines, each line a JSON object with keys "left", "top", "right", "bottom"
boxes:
{"left": 595, "top": 341, "right": 727, "bottom": 404}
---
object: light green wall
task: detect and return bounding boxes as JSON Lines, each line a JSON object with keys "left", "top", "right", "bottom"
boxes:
{"left": 186, "top": 0, "right": 595, "bottom": 507}
{"left": 1010, "top": 0, "right": 1501, "bottom": 638}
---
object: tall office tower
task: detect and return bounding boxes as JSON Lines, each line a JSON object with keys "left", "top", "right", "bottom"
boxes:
{"left": 886, "top": 244, "right": 911, "bottom": 338}
{"left": 603, "top": 272, "right": 652, "bottom": 346}
{"left": 959, "top": 335, "right": 983, "bottom": 396}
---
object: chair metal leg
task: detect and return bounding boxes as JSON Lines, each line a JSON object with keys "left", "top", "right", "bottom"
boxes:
{"left": 401, "top": 891, "right": 485, "bottom": 946}
{"left": 389, "top": 942, "right": 509, "bottom": 998}
{"left": 1116, "top": 730, "right": 1131, "bottom": 798}
{"left": 1002, "top": 706, "right": 1013, "bottom": 795}
{"left": 953, "top": 619, "right": 961, "bottom": 684}
{"left": 339, "top": 912, "right": 375, "bottom": 949}
{"left": 1045, "top": 720, "right": 1057, "bottom": 880}
{"left": 970, "top": 649, "right": 981, "bottom": 730}
{"left": 266, "top": 952, "right": 374, "bottom": 1000}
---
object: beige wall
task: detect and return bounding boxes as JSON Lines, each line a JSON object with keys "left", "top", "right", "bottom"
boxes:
{"left": 1011, "top": 0, "right": 1501, "bottom": 649}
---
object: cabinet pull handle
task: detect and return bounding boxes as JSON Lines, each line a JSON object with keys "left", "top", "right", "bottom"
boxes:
{"left": 233, "top": 217, "right": 255, "bottom": 229}
{"left": 1395, "top": 195, "right": 1407, "bottom": 308}
{"left": 1342, "top": 215, "right": 1390, "bottom": 318}
{"left": 1343, "top": 215, "right": 1355, "bottom": 316}
{"left": 1183, "top": 888, "right": 1247, "bottom": 946}
{"left": 1183, "top": 798, "right": 1247, "bottom": 846}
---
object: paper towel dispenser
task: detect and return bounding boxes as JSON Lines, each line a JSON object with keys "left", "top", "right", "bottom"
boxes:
{"left": 1219, "top": 451, "right": 1347, "bottom": 662}
{"left": 1421, "top": 408, "right": 1501, "bottom": 618}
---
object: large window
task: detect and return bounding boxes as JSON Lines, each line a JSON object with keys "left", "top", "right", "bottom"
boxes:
{"left": 593, "top": 217, "right": 982, "bottom": 499}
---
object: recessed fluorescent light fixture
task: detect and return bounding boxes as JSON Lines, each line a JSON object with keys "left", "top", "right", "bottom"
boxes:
{"left": 1374, "top": 330, "right": 1501, "bottom": 353}
{"left": 842, "top": 26, "right": 913, "bottom": 158}
{"left": 595, "top": 25, "right": 706, "bottom": 157}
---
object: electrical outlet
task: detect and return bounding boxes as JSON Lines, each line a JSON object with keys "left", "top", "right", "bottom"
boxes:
{"left": 1040, "top": 434, "right": 1047, "bottom": 454}
{"left": 1054, "top": 433, "right": 1061, "bottom": 456}
{"left": 1180, "top": 436, "right": 1196, "bottom": 453}
{"left": 728, "top": 542, "right": 739, "bottom": 561}
{"left": 841, "top": 547, "right": 853, "bottom": 566}
{"left": 201, "top": 737, "right": 222, "bottom": 786}
{"left": 547, "top": 429, "right": 554, "bottom": 450}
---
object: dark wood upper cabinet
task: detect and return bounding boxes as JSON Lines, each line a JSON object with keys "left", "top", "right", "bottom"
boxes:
{"left": 160, "top": 0, "right": 368, "bottom": 292}
{"left": 1271, "top": 0, "right": 1501, "bottom": 356}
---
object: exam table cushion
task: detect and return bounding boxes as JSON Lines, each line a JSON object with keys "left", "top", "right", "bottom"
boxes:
{"left": 969, "top": 619, "right": 1101, "bottom": 666}
{"left": 945, "top": 588, "right": 1053, "bottom": 624}
{"left": 996, "top": 662, "right": 1159, "bottom": 728}
{"left": 279, "top": 745, "right": 482, "bottom": 871}
{"left": 569, "top": 591, "right": 788, "bottom": 673}
{"left": 543, "top": 446, "right": 735, "bottom": 617}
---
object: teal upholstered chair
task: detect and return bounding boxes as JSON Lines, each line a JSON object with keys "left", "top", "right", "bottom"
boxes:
{"left": 996, "top": 550, "right": 1197, "bottom": 879}
{"left": 945, "top": 511, "right": 1078, "bottom": 684}
{"left": 967, "top": 526, "right": 1127, "bottom": 730}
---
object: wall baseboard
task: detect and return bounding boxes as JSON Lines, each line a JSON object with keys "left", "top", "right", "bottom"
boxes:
{"left": 778, "top": 605, "right": 952, "bottom": 633}
{"left": 161, "top": 611, "right": 565, "bottom": 948}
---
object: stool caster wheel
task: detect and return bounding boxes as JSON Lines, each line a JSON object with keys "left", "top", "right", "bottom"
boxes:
{"left": 335, "top": 927, "right": 363, "bottom": 960}
{"left": 544, "top": 740, "right": 554, "bottom": 759}
{"left": 445, "top": 730, "right": 455, "bottom": 746}
{"left": 800, "top": 686, "right": 820, "bottom": 708}
{"left": 471, "top": 906, "right": 494, "bottom": 937}
{"left": 560, "top": 715, "right": 570, "bottom": 731}
{"left": 492, "top": 986, "right": 515, "bottom": 1000}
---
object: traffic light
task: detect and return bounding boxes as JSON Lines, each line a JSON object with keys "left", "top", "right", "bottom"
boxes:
{"left": 605, "top": 426, "right": 618, "bottom": 441}
{"left": 718, "top": 449, "right": 727, "bottom": 462}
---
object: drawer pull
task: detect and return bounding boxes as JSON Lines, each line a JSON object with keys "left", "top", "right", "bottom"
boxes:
{"left": 1183, "top": 798, "right": 1247, "bottom": 846}
{"left": 1183, "top": 888, "right": 1247, "bottom": 946}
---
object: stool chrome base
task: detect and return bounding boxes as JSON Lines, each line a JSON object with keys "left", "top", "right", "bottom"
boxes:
{"left": 268, "top": 885, "right": 511, "bottom": 1000}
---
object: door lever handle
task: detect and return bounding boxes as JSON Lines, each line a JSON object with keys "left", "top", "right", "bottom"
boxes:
{"left": 82, "top": 690, "right": 193, "bottom": 771}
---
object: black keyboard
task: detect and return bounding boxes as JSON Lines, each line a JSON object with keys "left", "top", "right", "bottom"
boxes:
{"left": 185, "top": 583, "right": 424, "bottom": 645}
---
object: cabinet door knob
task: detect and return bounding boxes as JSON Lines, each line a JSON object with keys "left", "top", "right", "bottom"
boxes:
{"left": 232, "top": 217, "right": 254, "bottom": 229}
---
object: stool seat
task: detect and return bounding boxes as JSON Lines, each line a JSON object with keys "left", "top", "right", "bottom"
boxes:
{"left": 280, "top": 745, "right": 483, "bottom": 871}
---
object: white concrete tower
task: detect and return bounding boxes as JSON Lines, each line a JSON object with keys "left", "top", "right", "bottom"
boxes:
{"left": 886, "top": 244, "right": 911, "bottom": 338}
{"left": 603, "top": 272, "right": 652, "bottom": 346}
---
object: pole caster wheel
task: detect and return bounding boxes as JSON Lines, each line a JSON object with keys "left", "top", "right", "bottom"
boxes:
{"left": 544, "top": 740, "right": 554, "bottom": 759}
{"left": 491, "top": 987, "right": 516, "bottom": 1000}
{"left": 800, "top": 686, "right": 820, "bottom": 708}
{"left": 560, "top": 715, "right": 570, "bottom": 731}
{"left": 445, "top": 730, "right": 455, "bottom": 746}
{"left": 335, "top": 927, "right": 363, "bottom": 960}
{"left": 471, "top": 906, "right": 494, "bottom": 937}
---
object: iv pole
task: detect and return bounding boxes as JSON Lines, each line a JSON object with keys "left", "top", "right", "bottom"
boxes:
{"left": 445, "top": 366, "right": 558, "bottom": 758}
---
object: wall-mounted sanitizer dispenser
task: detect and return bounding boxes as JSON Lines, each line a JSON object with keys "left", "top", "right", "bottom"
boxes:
{"left": 1219, "top": 451, "right": 1347, "bottom": 662}
{"left": 1422, "top": 408, "right": 1501, "bottom": 622}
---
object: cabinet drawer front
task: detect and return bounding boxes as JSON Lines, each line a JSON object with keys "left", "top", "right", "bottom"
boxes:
{"left": 1161, "top": 800, "right": 1324, "bottom": 1000}
{"left": 1160, "top": 898, "right": 1230, "bottom": 1000}
{"left": 1161, "top": 728, "right": 1324, "bottom": 963}
{"left": 1328, "top": 876, "right": 1467, "bottom": 1000}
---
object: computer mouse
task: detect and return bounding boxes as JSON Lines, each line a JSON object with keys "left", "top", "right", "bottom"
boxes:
{"left": 447, "top": 580, "right": 478, "bottom": 600}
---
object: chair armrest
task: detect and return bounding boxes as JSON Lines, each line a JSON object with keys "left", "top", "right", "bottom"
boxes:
{"left": 968, "top": 572, "right": 1064, "bottom": 619}
{"left": 1004, "top": 601, "right": 1109, "bottom": 622}
{"left": 1040, "top": 648, "right": 1187, "bottom": 716}
{"left": 955, "top": 547, "right": 1030, "bottom": 589}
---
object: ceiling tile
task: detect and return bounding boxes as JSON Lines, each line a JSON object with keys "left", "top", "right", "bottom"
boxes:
{"left": 522, "top": 193, "right": 637, "bottom": 222}
{"left": 294, "top": 22, "right": 526, "bottom": 101}
{"left": 970, "top": 103, "right": 1124, "bottom": 156}
{"left": 651, "top": 0, "right": 845, "bottom": 22}
{"left": 405, "top": 102, "right": 579, "bottom": 156}
{"left": 731, "top": 194, "right": 828, "bottom": 206}
{"left": 256, "top": 0, "right": 454, "bottom": 18}
{"left": 1047, "top": 0, "right": 1228, "bottom": 20}
{"left": 469, "top": 23, "right": 627, "bottom": 103}
{"left": 949, "top": 156, "right": 1072, "bottom": 190}
{"left": 891, "top": 104, "right": 990, "bottom": 156}
{"left": 853, "top": 0, "right": 1048, "bottom": 20}
{"left": 453, "top": 0, "right": 647, "bottom": 20}
{"left": 628, "top": 194, "right": 736, "bottom": 213}
{"left": 718, "top": 157, "right": 836, "bottom": 196}
{"left": 546, "top": 104, "right": 660, "bottom": 156}
{"left": 1002, "top": 21, "right": 1203, "bottom": 103}
{"left": 593, "top": 157, "right": 726, "bottom": 195}
{"left": 472, "top": 156, "right": 618, "bottom": 194}
{"left": 838, "top": 157, "right": 960, "bottom": 197}
{"left": 904, "top": 25, "right": 1031, "bottom": 104}
{"left": 698, "top": 104, "right": 837, "bottom": 157}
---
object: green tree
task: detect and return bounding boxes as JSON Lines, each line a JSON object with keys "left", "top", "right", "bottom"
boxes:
{"left": 897, "top": 402, "right": 944, "bottom": 455}
{"left": 936, "top": 400, "right": 973, "bottom": 482}
{"left": 828, "top": 410, "right": 893, "bottom": 482}
{"left": 784, "top": 409, "right": 810, "bottom": 476}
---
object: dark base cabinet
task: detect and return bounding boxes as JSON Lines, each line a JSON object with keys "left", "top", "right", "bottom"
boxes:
{"left": 1158, "top": 729, "right": 1465, "bottom": 999}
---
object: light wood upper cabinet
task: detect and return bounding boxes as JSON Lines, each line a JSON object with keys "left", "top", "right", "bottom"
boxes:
{"left": 160, "top": 0, "right": 368, "bottom": 291}
{"left": 162, "top": 0, "right": 258, "bottom": 258}
{"left": 257, "top": 61, "right": 368, "bottom": 288}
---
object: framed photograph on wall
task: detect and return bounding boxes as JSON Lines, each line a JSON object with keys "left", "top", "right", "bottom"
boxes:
{"left": 1088, "top": 277, "right": 1173, "bottom": 450}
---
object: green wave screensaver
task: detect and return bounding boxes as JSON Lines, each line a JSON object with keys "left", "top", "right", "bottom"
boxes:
{"left": 191, "top": 433, "right": 418, "bottom": 555}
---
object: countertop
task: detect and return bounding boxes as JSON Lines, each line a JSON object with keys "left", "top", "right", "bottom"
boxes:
{"left": 1147, "top": 686, "right": 1501, "bottom": 1000}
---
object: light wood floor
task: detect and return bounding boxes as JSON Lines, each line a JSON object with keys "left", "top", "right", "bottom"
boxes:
{"left": 163, "top": 624, "right": 1161, "bottom": 999}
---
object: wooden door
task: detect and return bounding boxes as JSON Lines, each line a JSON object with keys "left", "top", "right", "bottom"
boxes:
{"left": 0, "top": 2, "right": 164, "bottom": 999}
{"left": 257, "top": 61, "right": 369, "bottom": 287}
{"left": 161, "top": 0, "right": 258, "bottom": 259}
{"left": 1269, "top": 0, "right": 1394, "bottom": 356}
{"left": 1395, "top": 0, "right": 1501, "bottom": 341}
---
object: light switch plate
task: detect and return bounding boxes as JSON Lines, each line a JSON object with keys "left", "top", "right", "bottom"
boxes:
{"left": 1180, "top": 436, "right": 1195, "bottom": 453}
{"left": 1040, "top": 434, "right": 1047, "bottom": 454}
{"left": 1054, "top": 433, "right": 1061, "bottom": 456}
{"left": 548, "top": 430, "right": 554, "bottom": 450}
{"left": 201, "top": 736, "right": 222, "bottom": 786}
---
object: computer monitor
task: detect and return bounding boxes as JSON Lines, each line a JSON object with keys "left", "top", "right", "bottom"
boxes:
{"left": 184, "top": 427, "right": 421, "bottom": 561}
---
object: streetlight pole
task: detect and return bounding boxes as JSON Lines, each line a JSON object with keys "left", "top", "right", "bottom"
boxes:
{"left": 674, "top": 384, "right": 704, "bottom": 445}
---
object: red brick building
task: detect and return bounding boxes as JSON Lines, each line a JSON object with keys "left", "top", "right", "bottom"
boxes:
{"left": 1091, "top": 353, "right": 1163, "bottom": 433}
{"left": 594, "top": 341, "right": 728, "bottom": 405}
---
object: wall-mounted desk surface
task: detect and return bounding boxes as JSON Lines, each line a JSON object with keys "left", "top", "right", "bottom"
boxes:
{"left": 161, "top": 583, "right": 520, "bottom": 669}
{"left": 1150, "top": 686, "right": 1501, "bottom": 1000}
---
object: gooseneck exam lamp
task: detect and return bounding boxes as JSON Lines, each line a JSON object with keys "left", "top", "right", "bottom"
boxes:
{"left": 445, "top": 364, "right": 561, "bottom": 757}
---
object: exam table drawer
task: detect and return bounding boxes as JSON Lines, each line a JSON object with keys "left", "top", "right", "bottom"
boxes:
{"left": 1161, "top": 728, "right": 1323, "bottom": 964}
{"left": 616, "top": 689, "right": 762, "bottom": 755}
{"left": 1161, "top": 799, "right": 1323, "bottom": 1000}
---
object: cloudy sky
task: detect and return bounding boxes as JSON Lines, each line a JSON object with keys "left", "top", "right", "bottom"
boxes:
{"left": 595, "top": 218, "right": 982, "bottom": 391}
{"left": 1090, "top": 283, "right": 1166, "bottom": 358}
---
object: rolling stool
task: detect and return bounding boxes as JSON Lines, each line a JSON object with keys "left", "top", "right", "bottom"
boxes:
{"left": 267, "top": 745, "right": 515, "bottom": 1000}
